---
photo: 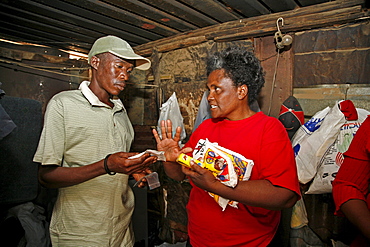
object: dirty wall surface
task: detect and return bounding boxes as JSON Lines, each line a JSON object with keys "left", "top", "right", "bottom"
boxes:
{"left": 124, "top": 40, "right": 253, "bottom": 136}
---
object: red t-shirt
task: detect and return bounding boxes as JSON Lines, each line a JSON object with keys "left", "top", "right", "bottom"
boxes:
{"left": 184, "top": 112, "right": 300, "bottom": 247}
{"left": 332, "top": 116, "right": 370, "bottom": 247}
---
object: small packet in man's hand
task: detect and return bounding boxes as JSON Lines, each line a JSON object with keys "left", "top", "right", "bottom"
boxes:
{"left": 133, "top": 172, "right": 160, "bottom": 190}
{"left": 129, "top": 149, "right": 166, "bottom": 161}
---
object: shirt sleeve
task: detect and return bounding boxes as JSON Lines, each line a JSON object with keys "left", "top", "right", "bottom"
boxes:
{"left": 332, "top": 116, "right": 370, "bottom": 216}
{"left": 33, "top": 96, "right": 65, "bottom": 166}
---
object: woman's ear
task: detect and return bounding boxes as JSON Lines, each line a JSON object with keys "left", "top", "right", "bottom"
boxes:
{"left": 238, "top": 85, "right": 248, "bottom": 99}
{"left": 90, "top": 56, "right": 100, "bottom": 70}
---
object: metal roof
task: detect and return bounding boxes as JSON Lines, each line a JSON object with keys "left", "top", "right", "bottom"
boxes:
{"left": 0, "top": 0, "right": 334, "bottom": 55}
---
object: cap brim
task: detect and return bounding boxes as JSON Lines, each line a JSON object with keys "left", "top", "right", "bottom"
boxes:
{"left": 110, "top": 50, "right": 151, "bottom": 70}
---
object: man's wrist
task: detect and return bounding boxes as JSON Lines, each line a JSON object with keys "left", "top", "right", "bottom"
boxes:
{"left": 104, "top": 154, "right": 116, "bottom": 175}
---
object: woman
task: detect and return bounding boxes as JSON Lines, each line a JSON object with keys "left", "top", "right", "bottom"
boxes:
{"left": 153, "top": 46, "right": 300, "bottom": 247}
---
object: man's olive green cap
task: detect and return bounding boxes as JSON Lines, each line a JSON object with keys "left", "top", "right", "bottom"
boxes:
{"left": 88, "top": 35, "right": 151, "bottom": 70}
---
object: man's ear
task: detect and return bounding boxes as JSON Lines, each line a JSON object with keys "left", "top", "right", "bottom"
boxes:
{"left": 90, "top": 56, "right": 100, "bottom": 70}
{"left": 238, "top": 85, "right": 248, "bottom": 99}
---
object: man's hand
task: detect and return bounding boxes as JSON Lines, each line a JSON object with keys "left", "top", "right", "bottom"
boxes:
{"left": 132, "top": 168, "right": 152, "bottom": 188}
{"left": 106, "top": 152, "right": 157, "bottom": 175}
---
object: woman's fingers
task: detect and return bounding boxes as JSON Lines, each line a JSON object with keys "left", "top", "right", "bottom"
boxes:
{"left": 160, "top": 120, "right": 166, "bottom": 138}
{"left": 154, "top": 120, "right": 183, "bottom": 144}
{"left": 166, "top": 120, "right": 173, "bottom": 139}
{"left": 158, "top": 120, "right": 174, "bottom": 139}
{"left": 152, "top": 129, "right": 161, "bottom": 143}
{"left": 181, "top": 147, "right": 193, "bottom": 154}
{"left": 173, "top": 126, "right": 182, "bottom": 142}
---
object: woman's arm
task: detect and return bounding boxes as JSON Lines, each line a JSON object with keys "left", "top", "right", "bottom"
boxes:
{"left": 184, "top": 162, "right": 298, "bottom": 210}
{"left": 340, "top": 199, "right": 370, "bottom": 240}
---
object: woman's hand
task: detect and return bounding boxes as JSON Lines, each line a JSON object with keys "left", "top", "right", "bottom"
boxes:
{"left": 152, "top": 120, "right": 192, "bottom": 162}
{"left": 182, "top": 160, "right": 220, "bottom": 192}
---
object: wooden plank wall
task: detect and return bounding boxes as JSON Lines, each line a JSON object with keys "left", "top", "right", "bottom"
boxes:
{"left": 294, "top": 22, "right": 370, "bottom": 87}
{"left": 293, "top": 22, "right": 370, "bottom": 117}
{"left": 255, "top": 36, "right": 294, "bottom": 117}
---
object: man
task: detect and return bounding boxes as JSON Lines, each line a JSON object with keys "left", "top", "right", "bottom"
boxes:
{"left": 33, "top": 35, "right": 157, "bottom": 246}
{"left": 153, "top": 46, "right": 300, "bottom": 246}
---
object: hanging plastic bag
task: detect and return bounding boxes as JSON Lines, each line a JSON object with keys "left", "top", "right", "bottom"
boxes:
{"left": 291, "top": 106, "right": 330, "bottom": 146}
{"left": 157, "top": 92, "right": 186, "bottom": 142}
{"left": 192, "top": 91, "right": 211, "bottom": 133}
{"left": 293, "top": 102, "right": 346, "bottom": 184}
{"left": 306, "top": 108, "right": 370, "bottom": 194}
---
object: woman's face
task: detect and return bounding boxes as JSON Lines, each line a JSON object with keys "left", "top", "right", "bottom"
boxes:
{"left": 207, "top": 69, "right": 244, "bottom": 120}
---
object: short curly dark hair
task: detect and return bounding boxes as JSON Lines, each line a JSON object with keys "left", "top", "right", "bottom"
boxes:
{"left": 206, "top": 46, "right": 265, "bottom": 104}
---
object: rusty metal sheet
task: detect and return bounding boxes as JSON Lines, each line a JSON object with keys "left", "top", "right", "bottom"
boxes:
{"left": 294, "top": 49, "right": 370, "bottom": 87}
{"left": 294, "top": 22, "right": 370, "bottom": 53}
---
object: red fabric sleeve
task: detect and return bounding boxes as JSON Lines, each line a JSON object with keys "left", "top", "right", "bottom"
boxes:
{"left": 332, "top": 116, "right": 370, "bottom": 216}
{"left": 332, "top": 157, "right": 370, "bottom": 216}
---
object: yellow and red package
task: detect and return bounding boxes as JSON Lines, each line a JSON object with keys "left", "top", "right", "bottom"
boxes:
{"left": 190, "top": 138, "right": 254, "bottom": 210}
{"left": 176, "top": 153, "right": 219, "bottom": 175}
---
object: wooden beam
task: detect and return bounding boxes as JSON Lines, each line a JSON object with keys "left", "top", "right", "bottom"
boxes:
{"left": 212, "top": 5, "right": 365, "bottom": 42}
{"left": 0, "top": 47, "right": 70, "bottom": 63}
{"left": 133, "top": 0, "right": 366, "bottom": 56}
{"left": 136, "top": 36, "right": 208, "bottom": 58}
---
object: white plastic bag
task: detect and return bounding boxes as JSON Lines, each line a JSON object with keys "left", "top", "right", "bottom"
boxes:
{"left": 291, "top": 106, "right": 330, "bottom": 147}
{"left": 293, "top": 102, "right": 346, "bottom": 184}
{"left": 192, "top": 91, "right": 211, "bottom": 133}
{"left": 306, "top": 108, "right": 370, "bottom": 194}
{"left": 157, "top": 92, "right": 186, "bottom": 142}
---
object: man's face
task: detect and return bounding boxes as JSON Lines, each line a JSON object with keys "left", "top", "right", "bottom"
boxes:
{"left": 95, "top": 53, "right": 134, "bottom": 96}
{"left": 207, "top": 69, "right": 242, "bottom": 120}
